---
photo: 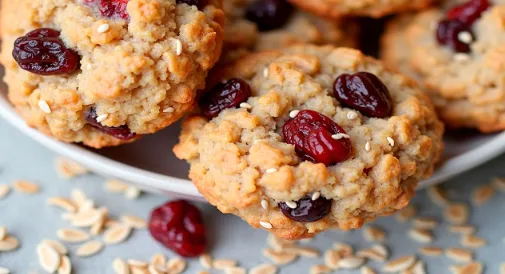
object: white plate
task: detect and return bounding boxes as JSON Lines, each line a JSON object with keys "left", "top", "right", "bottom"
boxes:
{"left": 2, "top": 71, "right": 505, "bottom": 201}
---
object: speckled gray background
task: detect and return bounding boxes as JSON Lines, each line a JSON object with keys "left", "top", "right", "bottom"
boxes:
{"left": 1, "top": 118, "right": 504, "bottom": 274}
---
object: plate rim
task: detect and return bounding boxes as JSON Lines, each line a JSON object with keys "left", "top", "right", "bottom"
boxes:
{"left": 2, "top": 94, "right": 505, "bottom": 197}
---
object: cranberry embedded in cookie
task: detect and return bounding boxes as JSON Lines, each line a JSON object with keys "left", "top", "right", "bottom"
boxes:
{"left": 282, "top": 110, "right": 352, "bottom": 166}
{"left": 84, "top": 0, "right": 129, "bottom": 20}
{"left": 245, "top": 0, "right": 293, "bottom": 31}
{"left": 333, "top": 72, "right": 393, "bottom": 118}
{"left": 447, "top": 0, "right": 490, "bottom": 25}
{"left": 199, "top": 78, "right": 252, "bottom": 119}
{"left": 279, "top": 196, "right": 332, "bottom": 222}
{"left": 148, "top": 200, "right": 206, "bottom": 257}
{"left": 85, "top": 108, "right": 137, "bottom": 140}
{"left": 12, "top": 28, "right": 80, "bottom": 75}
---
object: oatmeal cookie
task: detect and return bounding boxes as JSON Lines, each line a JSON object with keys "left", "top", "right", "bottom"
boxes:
{"left": 221, "top": 0, "right": 358, "bottom": 62}
{"left": 0, "top": 0, "right": 224, "bottom": 148}
{"left": 382, "top": 0, "right": 505, "bottom": 132}
{"left": 287, "top": 0, "right": 437, "bottom": 18}
{"left": 174, "top": 45, "right": 444, "bottom": 239}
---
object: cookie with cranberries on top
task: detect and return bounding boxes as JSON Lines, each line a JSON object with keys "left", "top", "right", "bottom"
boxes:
{"left": 173, "top": 45, "right": 444, "bottom": 239}
{"left": 381, "top": 0, "right": 505, "bottom": 132}
{"left": 287, "top": 0, "right": 438, "bottom": 18}
{"left": 0, "top": 0, "right": 224, "bottom": 148}
{"left": 220, "top": 0, "right": 358, "bottom": 63}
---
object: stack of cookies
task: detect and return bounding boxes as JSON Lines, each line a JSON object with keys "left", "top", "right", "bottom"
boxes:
{"left": 0, "top": 0, "right": 497, "bottom": 239}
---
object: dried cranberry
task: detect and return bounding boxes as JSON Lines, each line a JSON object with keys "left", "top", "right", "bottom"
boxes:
{"left": 85, "top": 0, "right": 129, "bottom": 19}
{"left": 447, "top": 0, "right": 490, "bottom": 26}
{"left": 12, "top": 28, "right": 80, "bottom": 76}
{"left": 245, "top": 0, "right": 293, "bottom": 31}
{"left": 333, "top": 72, "right": 393, "bottom": 118}
{"left": 279, "top": 196, "right": 332, "bottom": 222}
{"left": 436, "top": 19, "right": 474, "bottom": 53}
{"left": 176, "top": 0, "right": 209, "bottom": 9}
{"left": 85, "top": 108, "right": 136, "bottom": 140}
{"left": 282, "top": 110, "right": 352, "bottom": 166}
{"left": 149, "top": 200, "right": 206, "bottom": 257}
{"left": 199, "top": 78, "right": 252, "bottom": 119}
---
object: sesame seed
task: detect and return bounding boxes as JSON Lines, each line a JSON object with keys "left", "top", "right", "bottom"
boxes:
{"left": 285, "top": 201, "right": 297, "bottom": 209}
{"left": 261, "top": 200, "right": 269, "bottom": 209}
{"left": 96, "top": 114, "right": 108, "bottom": 123}
{"left": 240, "top": 102, "right": 252, "bottom": 109}
{"left": 263, "top": 68, "right": 269, "bottom": 78}
{"left": 38, "top": 100, "right": 51, "bottom": 114}
{"left": 387, "top": 137, "right": 395, "bottom": 147}
{"left": 174, "top": 39, "right": 183, "bottom": 55}
{"left": 454, "top": 53, "right": 471, "bottom": 62}
{"left": 97, "top": 23, "right": 110, "bottom": 33}
{"left": 458, "top": 31, "right": 473, "bottom": 44}
{"left": 332, "top": 133, "right": 350, "bottom": 140}
{"left": 311, "top": 192, "right": 320, "bottom": 201}
{"left": 163, "top": 107, "right": 175, "bottom": 113}
{"left": 260, "top": 221, "right": 273, "bottom": 229}
{"left": 265, "top": 168, "right": 277, "bottom": 173}
{"left": 365, "top": 142, "right": 371, "bottom": 151}
{"left": 347, "top": 111, "right": 358, "bottom": 120}
{"left": 289, "top": 110, "right": 300, "bottom": 118}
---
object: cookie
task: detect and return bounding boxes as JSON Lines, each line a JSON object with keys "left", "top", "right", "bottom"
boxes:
{"left": 0, "top": 0, "right": 224, "bottom": 148}
{"left": 381, "top": 0, "right": 505, "bottom": 132}
{"left": 287, "top": 0, "right": 437, "bottom": 18}
{"left": 174, "top": 45, "right": 444, "bottom": 239}
{"left": 221, "top": 0, "right": 358, "bottom": 62}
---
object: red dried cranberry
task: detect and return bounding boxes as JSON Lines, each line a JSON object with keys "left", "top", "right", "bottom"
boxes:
{"left": 85, "top": 108, "right": 136, "bottom": 140}
{"left": 333, "top": 72, "right": 393, "bottom": 118}
{"left": 436, "top": 19, "right": 474, "bottom": 53}
{"left": 447, "top": 0, "right": 490, "bottom": 26}
{"left": 12, "top": 28, "right": 80, "bottom": 76}
{"left": 176, "top": 0, "right": 209, "bottom": 9}
{"left": 279, "top": 196, "right": 332, "bottom": 222}
{"left": 245, "top": 0, "right": 293, "bottom": 31}
{"left": 85, "top": 0, "right": 129, "bottom": 19}
{"left": 282, "top": 110, "right": 352, "bottom": 166}
{"left": 149, "top": 200, "right": 206, "bottom": 257}
{"left": 199, "top": 78, "right": 252, "bottom": 119}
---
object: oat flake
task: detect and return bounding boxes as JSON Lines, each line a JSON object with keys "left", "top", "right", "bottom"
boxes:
{"left": 212, "top": 259, "right": 237, "bottom": 270}
{"left": 461, "top": 234, "right": 487, "bottom": 248}
{"left": 361, "top": 266, "right": 377, "bottom": 274}
{"left": 413, "top": 217, "right": 438, "bottom": 230}
{"left": 55, "top": 157, "right": 88, "bottom": 179}
{"left": 338, "top": 256, "right": 365, "bottom": 269}
{"left": 0, "top": 227, "right": 6, "bottom": 241}
{"left": 472, "top": 185, "right": 495, "bottom": 206}
{"left": 0, "top": 267, "right": 10, "bottom": 274}
{"left": 419, "top": 246, "right": 443, "bottom": 256}
{"left": 150, "top": 253, "right": 166, "bottom": 267}
{"left": 427, "top": 186, "right": 450, "bottom": 207}
{"left": 77, "top": 240, "right": 104, "bottom": 257}
{"left": 444, "top": 203, "right": 469, "bottom": 225}
{"left": 408, "top": 228, "right": 434, "bottom": 243}
{"left": 37, "top": 243, "right": 61, "bottom": 273}
{"left": 364, "top": 226, "right": 386, "bottom": 242}
{"left": 449, "top": 225, "right": 476, "bottom": 235}
{"left": 199, "top": 254, "right": 213, "bottom": 269}
{"left": 445, "top": 248, "right": 473, "bottom": 262}
{"left": 120, "top": 214, "right": 147, "bottom": 229}
{"left": 250, "top": 264, "right": 277, "bottom": 274}
{"left": 0, "top": 236, "right": 19, "bottom": 252}
{"left": 450, "top": 262, "right": 483, "bottom": 274}
{"left": 396, "top": 205, "right": 417, "bottom": 222}
{"left": 310, "top": 264, "right": 332, "bottom": 274}
{"left": 47, "top": 197, "right": 78, "bottom": 213}
{"left": 166, "top": 257, "right": 186, "bottom": 274}
{"left": 41, "top": 239, "right": 67, "bottom": 255}
{"left": 57, "top": 228, "right": 90, "bottom": 243}
{"left": 0, "top": 185, "right": 10, "bottom": 200}
{"left": 383, "top": 255, "right": 416, "bottom": 273}
{"left": 12, "top": 180, "right": 40, "bottom": 194}
{"left": 263, "top": 248, "right": 297, "bottom": 265}
{"left": 103, "top": 225, "right": 132, "bottom": 245}
{"left": 112, "top": 258, "right": 129, "bottom": 274}
{"left": 58, "top": 255, "right": 72, "bottom": 274}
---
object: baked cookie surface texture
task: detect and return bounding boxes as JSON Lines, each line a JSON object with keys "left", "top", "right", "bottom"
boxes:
{"left": 174, "top": 45, "right": 444, "bottom": 239}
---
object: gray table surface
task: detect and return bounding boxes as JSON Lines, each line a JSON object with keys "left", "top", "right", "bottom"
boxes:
{"left": 0, "top": 118, "right": 504, "bottom": 274}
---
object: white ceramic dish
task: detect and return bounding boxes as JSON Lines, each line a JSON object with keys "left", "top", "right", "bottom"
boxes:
{"left": 2, "top": 70, "right": 505, "bottom": 201}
